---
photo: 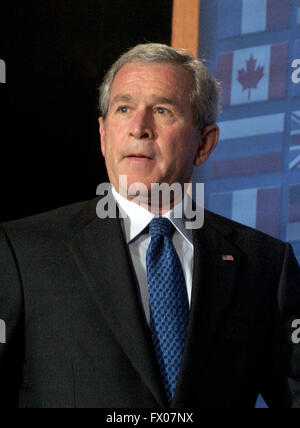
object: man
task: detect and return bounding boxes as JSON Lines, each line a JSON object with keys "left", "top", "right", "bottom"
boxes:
{"left": 0, "top": 43, "right": 300, "bottom": 408}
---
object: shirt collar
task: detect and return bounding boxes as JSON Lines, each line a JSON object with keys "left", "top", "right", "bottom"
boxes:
{"left": 112, "top": 186, "right": 193, "bottom": 247}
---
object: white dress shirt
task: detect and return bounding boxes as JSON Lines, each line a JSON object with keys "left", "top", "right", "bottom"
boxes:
{"left": 112, "top": 186, "right": 194, "bottom": 325}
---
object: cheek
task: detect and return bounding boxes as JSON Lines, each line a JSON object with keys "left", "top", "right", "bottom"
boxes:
{"left": 100, "top": 134, "right": 106, "bottom": 157}
{"left": 163, "top": 131, "right": 189, "bottom": 160}
{"left": 103, "top": 128, "right": 120, "bottom": 155}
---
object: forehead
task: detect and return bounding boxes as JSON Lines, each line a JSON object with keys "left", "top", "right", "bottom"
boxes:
{"left": 109, "top": 62, "right": 193, "bottom": 102}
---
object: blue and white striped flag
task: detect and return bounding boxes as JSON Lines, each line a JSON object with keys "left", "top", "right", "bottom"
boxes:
{"left": 211, "top": 113, "right": 285, "bottom": 179}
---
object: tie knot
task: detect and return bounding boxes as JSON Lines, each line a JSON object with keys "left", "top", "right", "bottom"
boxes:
{"left": 149, "top": 217, "right": 173, "bottom": 238}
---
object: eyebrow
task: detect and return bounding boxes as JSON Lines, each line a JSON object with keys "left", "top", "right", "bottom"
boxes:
{"left": 110, "top": 94, "right": 179, "bottom": 108}
{"left": 152, "top": 96, "right": 182, "bottom": 114}
{"left": 152, "top": 96, "right": 181, "bottom": 109}
{"left": 110, "top": 94, "right": 134, "bottom": 106}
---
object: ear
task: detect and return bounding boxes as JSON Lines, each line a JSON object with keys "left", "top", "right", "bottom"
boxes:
{"left": 194, "top": 125, "right": 219, "bottom": 167}
{"left": 99, "top": 117, "right": 106, "bottom": 158}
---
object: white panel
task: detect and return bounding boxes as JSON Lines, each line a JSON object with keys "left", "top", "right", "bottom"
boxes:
{"left": 232, "top": 189, "right": 257, "bottom": 228}
{"left": 242, "top": 0, "right": 267, "bottom": 35}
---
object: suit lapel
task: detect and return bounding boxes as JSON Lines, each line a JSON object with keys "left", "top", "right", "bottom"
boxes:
{"left": 69, "top": 196, "right": 243, "bottom": 408}
{"left": 172, "top": 212, "right": 243, "bottom": 407}
{"left": 69, "top": 197, "right": 168, "bottom": 408}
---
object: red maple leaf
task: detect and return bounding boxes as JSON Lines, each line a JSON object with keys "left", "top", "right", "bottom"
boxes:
{"left": 237, "top": 54, "right": 264, "bottom": 101}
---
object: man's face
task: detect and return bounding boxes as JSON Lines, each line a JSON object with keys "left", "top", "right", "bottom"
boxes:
{"left": 99, "top": 62, "right": 214, "bottom": 198}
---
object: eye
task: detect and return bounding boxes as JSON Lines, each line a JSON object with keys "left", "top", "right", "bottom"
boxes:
{"left": 156, "top": 107, "right": 167, "bottom": 114}
{"left": 118, "top": 106, "right": 129, "bottom": 113}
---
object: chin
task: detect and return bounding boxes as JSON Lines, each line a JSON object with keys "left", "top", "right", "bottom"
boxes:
{"left": 114, "top": 177, "right": 149, "bottom": 199}
{"left": 127, "top": 181, "right": 152, "bottom": 199}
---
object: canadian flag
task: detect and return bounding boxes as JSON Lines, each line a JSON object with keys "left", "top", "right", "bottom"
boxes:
{"left": 216, "top": 43, "right": 288, "bottom": 107}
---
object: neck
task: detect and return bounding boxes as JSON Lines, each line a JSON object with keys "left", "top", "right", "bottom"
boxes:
{"left": 116, "top": 183, "right": 191, "bottom": 216}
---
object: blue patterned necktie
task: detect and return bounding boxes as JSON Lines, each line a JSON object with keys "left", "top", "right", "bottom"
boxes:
{"left": 146, "top": 217, "right": 189, "bottom": 403}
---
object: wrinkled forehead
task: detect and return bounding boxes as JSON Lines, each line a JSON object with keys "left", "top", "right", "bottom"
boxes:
{"left": 109, "top": 62, "right": 193, "bottom": 106}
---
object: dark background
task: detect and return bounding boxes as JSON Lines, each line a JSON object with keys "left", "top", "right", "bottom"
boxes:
{"left": 0, "top": 0, "right": 172, "bottom": 222}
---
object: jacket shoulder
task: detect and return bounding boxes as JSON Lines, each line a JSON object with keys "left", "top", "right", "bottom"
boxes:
{"left": 1, "top": 199, "right": 97, "bottom": 242}
{"left": 204, "top": 208, "right": 287, "bottom": 255}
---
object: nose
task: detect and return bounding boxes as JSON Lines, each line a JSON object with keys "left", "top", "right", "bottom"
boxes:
{"left": 129, "top": 109, "right": 154, "bottom": 140}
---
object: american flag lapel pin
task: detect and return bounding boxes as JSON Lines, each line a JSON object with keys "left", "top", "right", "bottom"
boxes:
{"left": 222, "top": 254, "right": 235, "bottom": 262}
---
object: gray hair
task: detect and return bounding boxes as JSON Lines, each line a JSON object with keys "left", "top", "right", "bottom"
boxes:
{"left": 98, "top": 43, "right": 221, "bottom": 130}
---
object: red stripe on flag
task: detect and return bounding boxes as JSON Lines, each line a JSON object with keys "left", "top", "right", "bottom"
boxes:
{"left": 269, "top": 43, "right": 288, "bottom": 100}
{"left": 291, "top": 135, "right": 300, "bottom": 146}
{"left": 266, "top": 0, "right": 290, "bottom": 31}
{"left": 210, "top": 153, "right": 282, "bottom": 179}
{"left": 256, "top": 187, "right": 281, "bottom": 238}
{"left": 289, "top": 202, "right": 300, "bottom": 223}
{"left": 216, "top": 52, "right": 233, "bottom": 107}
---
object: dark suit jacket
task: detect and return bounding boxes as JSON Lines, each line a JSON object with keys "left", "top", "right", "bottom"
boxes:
{"left": 0, "top": 196, "right": 300, "bottom": 408}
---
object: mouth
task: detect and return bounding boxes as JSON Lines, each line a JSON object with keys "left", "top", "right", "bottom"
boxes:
{"left": 125, "top": 154, "right": 153, "bottom": 161}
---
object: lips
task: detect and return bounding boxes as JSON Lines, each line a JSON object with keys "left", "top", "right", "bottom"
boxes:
{"left": 126, "top": 153, "right": 152, "bottom": 159}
